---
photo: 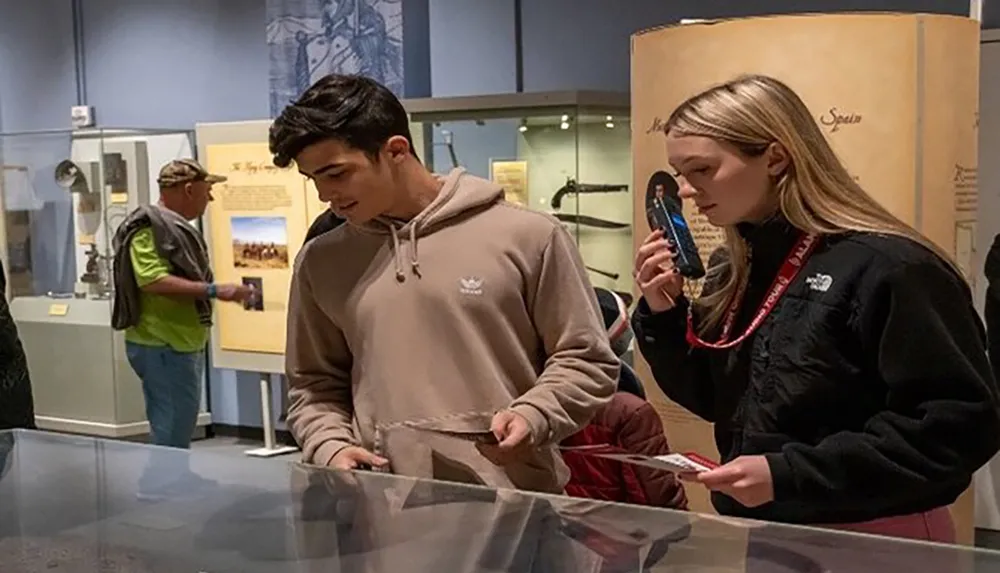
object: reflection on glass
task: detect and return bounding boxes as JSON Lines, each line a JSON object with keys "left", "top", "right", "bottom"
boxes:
{"left": 0, "top": 132, "right": 74, "bottom": 297}
{"left": 0, "top": 429, "right": 992, "bottom": 572}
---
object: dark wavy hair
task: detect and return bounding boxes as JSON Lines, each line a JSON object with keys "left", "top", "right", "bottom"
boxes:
{"left": 269, "top": 74, "right": 417, "bottom": 168}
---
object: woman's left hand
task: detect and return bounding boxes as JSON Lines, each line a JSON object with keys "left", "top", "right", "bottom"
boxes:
{"left": 695, "top": 455, "right": 775, "bottom": 508}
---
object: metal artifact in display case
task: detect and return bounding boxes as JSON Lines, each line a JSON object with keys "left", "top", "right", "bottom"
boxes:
{"left": 403, "top": 91, "right": 635, "bottom": 297}
{"left": 0, "top": 127, "right": 209, "bottom": 438}
{"left": 1, "top": 428, "right": 999, "bottom": 572}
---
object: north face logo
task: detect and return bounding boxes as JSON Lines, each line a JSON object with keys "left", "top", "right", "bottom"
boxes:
{"left": 805, "top": 273, "right": 833, "bottom": 292}
{"left": 459, "top": 277, "right": 484, "bottom": 296}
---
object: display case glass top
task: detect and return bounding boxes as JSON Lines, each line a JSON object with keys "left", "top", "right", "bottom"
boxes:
{"left": 404, "top": 91, "right": 634, "bottom": 296}
{"left": 2, "top": 429, "right": 997, "bottom": 572}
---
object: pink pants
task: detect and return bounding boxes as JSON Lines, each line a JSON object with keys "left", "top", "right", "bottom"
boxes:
{"left": 746, "top": 508, "right": 960, "bottom": 573}
{"left": 823, "top": 506, "right": 956, "bottom": 543}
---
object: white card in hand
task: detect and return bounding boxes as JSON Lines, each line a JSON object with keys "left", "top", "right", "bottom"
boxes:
{"left": 594, "top": 452, "right": 716, "bottom": 474}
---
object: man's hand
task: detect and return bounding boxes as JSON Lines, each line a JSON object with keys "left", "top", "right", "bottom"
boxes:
{"left": 329, "top": 446, "right": 389, "bottom": 471}
{"left": 216, "top": 283, "right": 254, "bottom": 303}
{"left": 695, "top": 455, "right": 774, "bottom": 508}
{"left": 476, "top": 410, "right": 533, "bottom": 466}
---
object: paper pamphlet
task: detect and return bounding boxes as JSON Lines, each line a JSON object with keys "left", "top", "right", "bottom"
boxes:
{"left": 414, "top": 428, "right": 499, "bottom": 445}
{"left": 559, "top": 444, "right": 719, "bottom": 474}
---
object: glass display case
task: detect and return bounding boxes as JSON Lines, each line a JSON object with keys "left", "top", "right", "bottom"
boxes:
{"left": 403, "top": 91, "right": 634, "bottom": 297}
{"left": 1, "top": 429, "right": 997, "bottom": 572}
{"left": 0, "top": 128, "right": 208, "bottom": 438}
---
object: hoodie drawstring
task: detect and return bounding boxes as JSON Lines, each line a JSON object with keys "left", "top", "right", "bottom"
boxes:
{"left": 409, "top": 223, "right": 421, "bottom": 278}
{"left": 389, "top": 225, "right": 405, "bottom": 282}
{"left": 389, "top": 223, "right": 422, "bottom": 283}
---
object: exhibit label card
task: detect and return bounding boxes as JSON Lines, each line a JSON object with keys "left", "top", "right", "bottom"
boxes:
{"left": 490, "top": 160, "right": 528, "bottom": 207}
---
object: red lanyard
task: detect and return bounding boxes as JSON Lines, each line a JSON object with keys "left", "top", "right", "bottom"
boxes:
{"left": 686, "top": 233, "right": 820, "bottom": 350}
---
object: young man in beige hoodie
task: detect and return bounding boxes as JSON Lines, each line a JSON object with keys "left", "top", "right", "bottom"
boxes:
{"left": 269, "top": 74, "right": 618, "bottom": 494}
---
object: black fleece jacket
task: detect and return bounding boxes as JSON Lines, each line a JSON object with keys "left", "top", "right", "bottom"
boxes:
{"left": 633, "top": 218, "right": 1000, "bottom": 525}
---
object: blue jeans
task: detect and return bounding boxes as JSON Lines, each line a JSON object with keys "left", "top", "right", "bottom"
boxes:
{"left": 126, "top": 342, "right": 205, "bottom": 494}
{"left": 125, "top": 342, "right": 204, "bottom": 449}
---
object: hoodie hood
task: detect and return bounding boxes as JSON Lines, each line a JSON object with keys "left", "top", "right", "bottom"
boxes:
{"left": 359, "top": 168, "right": 504, "bottom": 283}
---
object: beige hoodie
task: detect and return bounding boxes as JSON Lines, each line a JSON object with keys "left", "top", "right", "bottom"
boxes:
{"left": 285, "top": 168, "right": 618, "bottom": 493}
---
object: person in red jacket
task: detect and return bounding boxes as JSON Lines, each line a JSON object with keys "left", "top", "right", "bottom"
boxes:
{"left": 560, "top": 288, "right": 688, "bottom": 510}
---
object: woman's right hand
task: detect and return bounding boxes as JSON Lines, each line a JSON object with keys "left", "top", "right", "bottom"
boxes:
{"left": 634, "top": 230, "right": 684, "bottom": 313}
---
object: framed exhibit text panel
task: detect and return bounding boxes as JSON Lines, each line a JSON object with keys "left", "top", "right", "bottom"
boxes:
{"left": 631, "top": 13, "right": 979, "bottom": 540}
{"left": 196, "top": 121, "right": 306, "bottom": 374}
{"left": 204, "top": 141, "right": 309, "bottom": 356}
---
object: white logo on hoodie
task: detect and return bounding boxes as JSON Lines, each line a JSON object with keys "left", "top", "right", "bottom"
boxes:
{"left": 459, "top": 277, "right": 484, "bottom": 296}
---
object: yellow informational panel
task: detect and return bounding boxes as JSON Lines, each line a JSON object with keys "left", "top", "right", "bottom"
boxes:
{"left": 490, "top": 160, "right": 529, "bottom": 206}
{"left": 632, "top": 13, "right": 979, "bottom": 542}
{"left": 205, "top": 142, "right": 311, "bottom": 355}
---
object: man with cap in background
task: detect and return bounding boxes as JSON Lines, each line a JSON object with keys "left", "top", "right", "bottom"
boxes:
{"left": 112, "top": 158, "right": 252, "bottom": 500}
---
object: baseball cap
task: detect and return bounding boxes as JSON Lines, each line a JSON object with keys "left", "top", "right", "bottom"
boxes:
{"left": 157, "top": 159, "right": 228, "bottom": 188}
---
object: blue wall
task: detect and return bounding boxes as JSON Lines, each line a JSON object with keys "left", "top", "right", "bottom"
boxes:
{"left": 82, "top": 0, "right": 270, "bottom": 128}
{"left": 0, "top": 0, "right": 979, "bottom": 429}
{"left": 0, "top": 0, "right": 76, "bottom": 132}
{"left": 428, "top": 0, "right": 517, "bottom": 96}
{"left": 519, "top": 0, "right": 972, "bottom": 92}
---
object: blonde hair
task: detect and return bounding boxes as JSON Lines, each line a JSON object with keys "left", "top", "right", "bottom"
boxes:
{"left": 664, "top": 74, "right": 960, "bottom": 334}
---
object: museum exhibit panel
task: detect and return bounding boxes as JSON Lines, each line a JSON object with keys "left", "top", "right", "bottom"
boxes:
{"left": 404, "top": 91, "right": 635, "bottom": 297}
{"left": 1, "top": 428, "right": 998, "bottom": 572}
{"left": 630, "top": 12, "right": 981, "bottom": 539}
{"left": 0, "top": 127, "right": 210, "bottom": 438}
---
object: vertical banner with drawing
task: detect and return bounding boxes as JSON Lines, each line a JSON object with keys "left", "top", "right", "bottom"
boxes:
{"left": 266, "top": 0, "right": 405, "bottom": 117}
{"left": 631, "top": 14, "right": 979, "bottom": 527}
{"left": 205, "top": 143, "right": 310, "bottom": 354}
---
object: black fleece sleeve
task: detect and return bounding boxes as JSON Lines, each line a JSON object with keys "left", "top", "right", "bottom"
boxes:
{"left": 632, "top": 297, "right": 717, "bottom": 422}
{"left": 765, "top": 259, "right": 1000, "bottom": 511}
{"left": 631, "top": 248, "right": 730, "bottom": 423}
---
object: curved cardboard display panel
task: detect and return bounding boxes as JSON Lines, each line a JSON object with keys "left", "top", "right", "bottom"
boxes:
{"left": 630, "top": 12, "right": 979, "bottom": 540}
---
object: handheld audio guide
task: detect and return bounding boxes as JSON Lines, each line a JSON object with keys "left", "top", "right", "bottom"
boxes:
{"left": 644, "top": 171, "right": 706, "bottom": 280}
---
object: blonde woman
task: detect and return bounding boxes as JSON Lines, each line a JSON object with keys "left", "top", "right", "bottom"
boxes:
{"left": 631, "top": 74, "right": 1000, "bottom": 543}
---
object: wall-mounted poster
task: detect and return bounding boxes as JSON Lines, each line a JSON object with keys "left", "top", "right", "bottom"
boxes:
{"left": 205, "top": 142, "right": 309, "bottom": 354}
